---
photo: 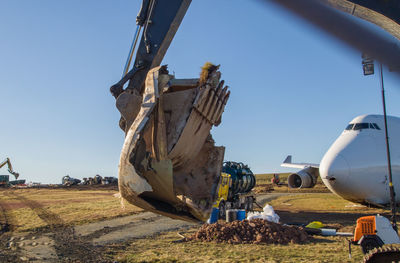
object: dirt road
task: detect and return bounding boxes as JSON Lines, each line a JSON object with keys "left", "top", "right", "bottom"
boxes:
{"left": 6, "top": 212, "right": 197, "bottom": 263}
{"left": 0, "top": 190, "right": 201, "bottom": 262}
{"left": 0, "top": 191, "right": 325, "bottom": 262}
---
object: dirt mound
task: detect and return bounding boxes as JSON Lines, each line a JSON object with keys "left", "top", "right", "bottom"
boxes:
{"left": 253, "top": 184, "right": 274, "bottom": 193}
{"left": 187, "top": 219, "right": 309, "bottom": 245}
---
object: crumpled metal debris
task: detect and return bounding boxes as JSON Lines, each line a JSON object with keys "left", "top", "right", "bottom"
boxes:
{"left": 118, "top": 63, "right": 230, "bottom": 222}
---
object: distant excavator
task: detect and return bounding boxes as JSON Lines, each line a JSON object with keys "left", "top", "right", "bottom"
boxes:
{"left": 0, "top": 158, "right": 21, "bottom": 187}
{"left": 0, "top": 158, "right": 19, "bottom": 179}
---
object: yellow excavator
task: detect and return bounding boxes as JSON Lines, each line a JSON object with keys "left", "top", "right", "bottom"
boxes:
{"left": 0, "top": 158, "right": 20, "bottom": 187}
{"left": 214, "top": 162, "right": 256, "bottom": 220}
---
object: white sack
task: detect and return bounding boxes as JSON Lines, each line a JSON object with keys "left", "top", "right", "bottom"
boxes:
{"left": 246, "top": 204, "right": 280, "bottom": 223}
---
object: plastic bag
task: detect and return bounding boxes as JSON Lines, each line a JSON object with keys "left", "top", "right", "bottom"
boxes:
{"left": 246, "top": 204, "right": 280, "bottom": 223}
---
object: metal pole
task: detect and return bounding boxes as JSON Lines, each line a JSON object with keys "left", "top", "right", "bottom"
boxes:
{"left": 122, "top": 25, "right": 142, "bottom": 78}
{"left": 380, "top": 63, "right": 397, "bottom": 232}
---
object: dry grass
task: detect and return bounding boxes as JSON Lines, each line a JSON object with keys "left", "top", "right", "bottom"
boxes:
{"left": 255, "top": 173, "right": 291, "bottom": 185}
{"left": 109, "top": 192, "right": 391, "bottom": 263}
{"left": 0, "top": 187, "right": 142, "bottom": 232}
{"left": 269, "top": 193, "right": 385, "bottom": 213}
{"left": 0, "top": 186, "right": 396, "bottom": 262}
{"left": 111, "top": 230, "right": 365, "bottom": 263}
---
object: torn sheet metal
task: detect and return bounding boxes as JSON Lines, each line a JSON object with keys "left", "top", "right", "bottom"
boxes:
{"left": 118, "top": 63, "right": 230, "bottom": 222}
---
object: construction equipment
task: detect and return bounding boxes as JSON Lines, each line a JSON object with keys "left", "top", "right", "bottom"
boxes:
{"left": 0, "top": 175, "right": 7, "bottom": 186}
{"left": 110, "top": 0, "right": 400, "bottom": 223}
{"left": 82, "top": 175, "right": 117, "bottom": 185}
{"left": 0, "top": 158, "right": 23, "bottom": 187}
{"left": 348, "top": 214, "right": 400, "bottom": 263}
{"left": 214, "top": 162, "right": 256, "bottom": 219}
{"left": 352, "top": 215, "right": 400, "bottom": 254}
{"left": 82, "top": 178, "right": 89, "bottom": 185}
{"left": 0, "top": 158, "right": 19, "bottom": 180}
{"left": 93, "top": 174, "right": 102, "bottom": 185}
{"left": 62, "top": 175, "right": 81, "bottom": 186}
{"left": 101, "top": 177, "right": 118, "bottom": 185}
{"left": 110, "top": 0, "right": 224, "bottom": 222}
{"left": 82, "top": 175, "right": 102, "bottom": 185}
{"left": 117, "top": 64, "right": 228, "bottom": 222}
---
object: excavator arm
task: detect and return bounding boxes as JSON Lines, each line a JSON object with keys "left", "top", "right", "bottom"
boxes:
{"left": 0, "top": 158, "right": 19, "bottom": 179}
{"left": 326, "top": 0, "right": 400, "bottom": 40}
{"left": 111, "top": 0, "right": 230, "bottom": 222}
{"left": 111, "top": 0, "right": 192, "bottom": 131}
{"left": 110, "top": 0, "right": 400, "bottom": 223}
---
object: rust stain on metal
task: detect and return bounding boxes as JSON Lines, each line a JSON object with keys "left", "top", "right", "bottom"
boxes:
{"left": 117, "top": 63, "right": 230, "bottom": 222}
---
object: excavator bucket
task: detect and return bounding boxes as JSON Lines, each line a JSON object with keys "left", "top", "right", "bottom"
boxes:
{"left": 0, "top": 158, "right": 19, "bottom": 180}
{"left": 117, "top": 63, "right": 230, "bottom": 222}
{"left": 9, "top": 171, "right": 19, "bottom": 180}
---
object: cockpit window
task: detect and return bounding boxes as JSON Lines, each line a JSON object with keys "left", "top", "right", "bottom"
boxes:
{"left": 345, "top": 124, "right": 354, "bottom": 130}
{"left": 373, "top": 123, "right": 381, "bottom": 130}
{"left": 353, "top": 123, "right": 369, "bottom": 130}
{"left": 345, "top": 122, "right": 381, "bottom": 131}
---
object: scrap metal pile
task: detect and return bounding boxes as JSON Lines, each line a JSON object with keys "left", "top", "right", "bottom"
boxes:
{"left": 117, "top": 63, "right": 230, "bottom": 222}
{"left": 187, "top": 219, "right": 309, "bottom": 244}
{"left": 82, "top": 175, "right": 118, "bottom": 185}
{"left": 62, "top": 175, "right": 118, "bottom": 186}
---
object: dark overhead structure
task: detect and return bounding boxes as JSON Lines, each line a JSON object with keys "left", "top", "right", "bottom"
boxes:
{"left": 269, "top": 0, "right": 400, "bottom": 76}
{"left": 326, "top": 0, "right": 400, "bottom": 40}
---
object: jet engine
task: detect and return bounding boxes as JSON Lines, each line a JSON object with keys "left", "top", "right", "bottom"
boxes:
{"left": 287, "top": 167, "right": 319, "bottom": 189}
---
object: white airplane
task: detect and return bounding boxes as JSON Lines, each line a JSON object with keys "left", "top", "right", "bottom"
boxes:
{"left": 281, "top": 114, "right": 400, "bottom": 208}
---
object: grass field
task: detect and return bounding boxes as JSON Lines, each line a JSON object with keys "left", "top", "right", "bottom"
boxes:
{"left": 255, "top": 173, "right": 291, "bottom": 184}
{"left": 0, "top": 185, "right": 396, "bottom": 262}
{"left": 109, "top": 191, "right": 394, "bottom": 263}
{"left": 0, "top": 187, "right": 142, "bottom": 232}
{"left": 269, "top": 193, "right": 378, "bottom": 212}
{"left": 110, "top": 230, "right": 367, "bottom": 263}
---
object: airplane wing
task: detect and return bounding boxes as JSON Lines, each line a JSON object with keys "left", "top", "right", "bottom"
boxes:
{"left": 281, "top": 155, "right": 319, "bottom": 169}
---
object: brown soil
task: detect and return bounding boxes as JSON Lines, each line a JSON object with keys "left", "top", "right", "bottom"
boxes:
{"left": 187, "top": 218, "right": 309, "bottom": 245}
{"left": 0, "top": 191, "right": 111, "bottom": 263}
{"left": 3, "top": 197, "right": 113, "bottom": 210}
{"left": 9, "top": 184, "right": 119, "bottom": 191}
{"left": 0, "top": 189, "right": 197, "bottom": 262}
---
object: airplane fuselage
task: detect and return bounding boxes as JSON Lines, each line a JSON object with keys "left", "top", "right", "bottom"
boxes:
{"left": 320, "top": 114, "right": 400, "bottom": 207}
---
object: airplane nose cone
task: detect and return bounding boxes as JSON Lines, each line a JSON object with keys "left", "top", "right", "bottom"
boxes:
{"left": 320, "top": 154, "right": 350, "bottom": 189}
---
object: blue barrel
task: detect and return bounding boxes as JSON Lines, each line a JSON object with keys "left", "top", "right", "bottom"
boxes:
{"left": 208, "top": 207, "right": 219, "bottom": 223}
{"left": 237, "top": 210, "right": 246, "bottom": 221}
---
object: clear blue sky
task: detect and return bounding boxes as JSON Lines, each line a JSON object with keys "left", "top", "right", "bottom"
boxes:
{"left": 1, "top": 0, "right": 400, "bottom": 183}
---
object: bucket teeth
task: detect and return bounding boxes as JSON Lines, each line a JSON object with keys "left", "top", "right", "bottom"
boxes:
{"left": 118, "top": 63, "right": 230, "bottom": 222}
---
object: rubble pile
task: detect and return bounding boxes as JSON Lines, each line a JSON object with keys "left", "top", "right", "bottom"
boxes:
{"left": 188, "top": 219, "right": 309, "bottom": 244}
